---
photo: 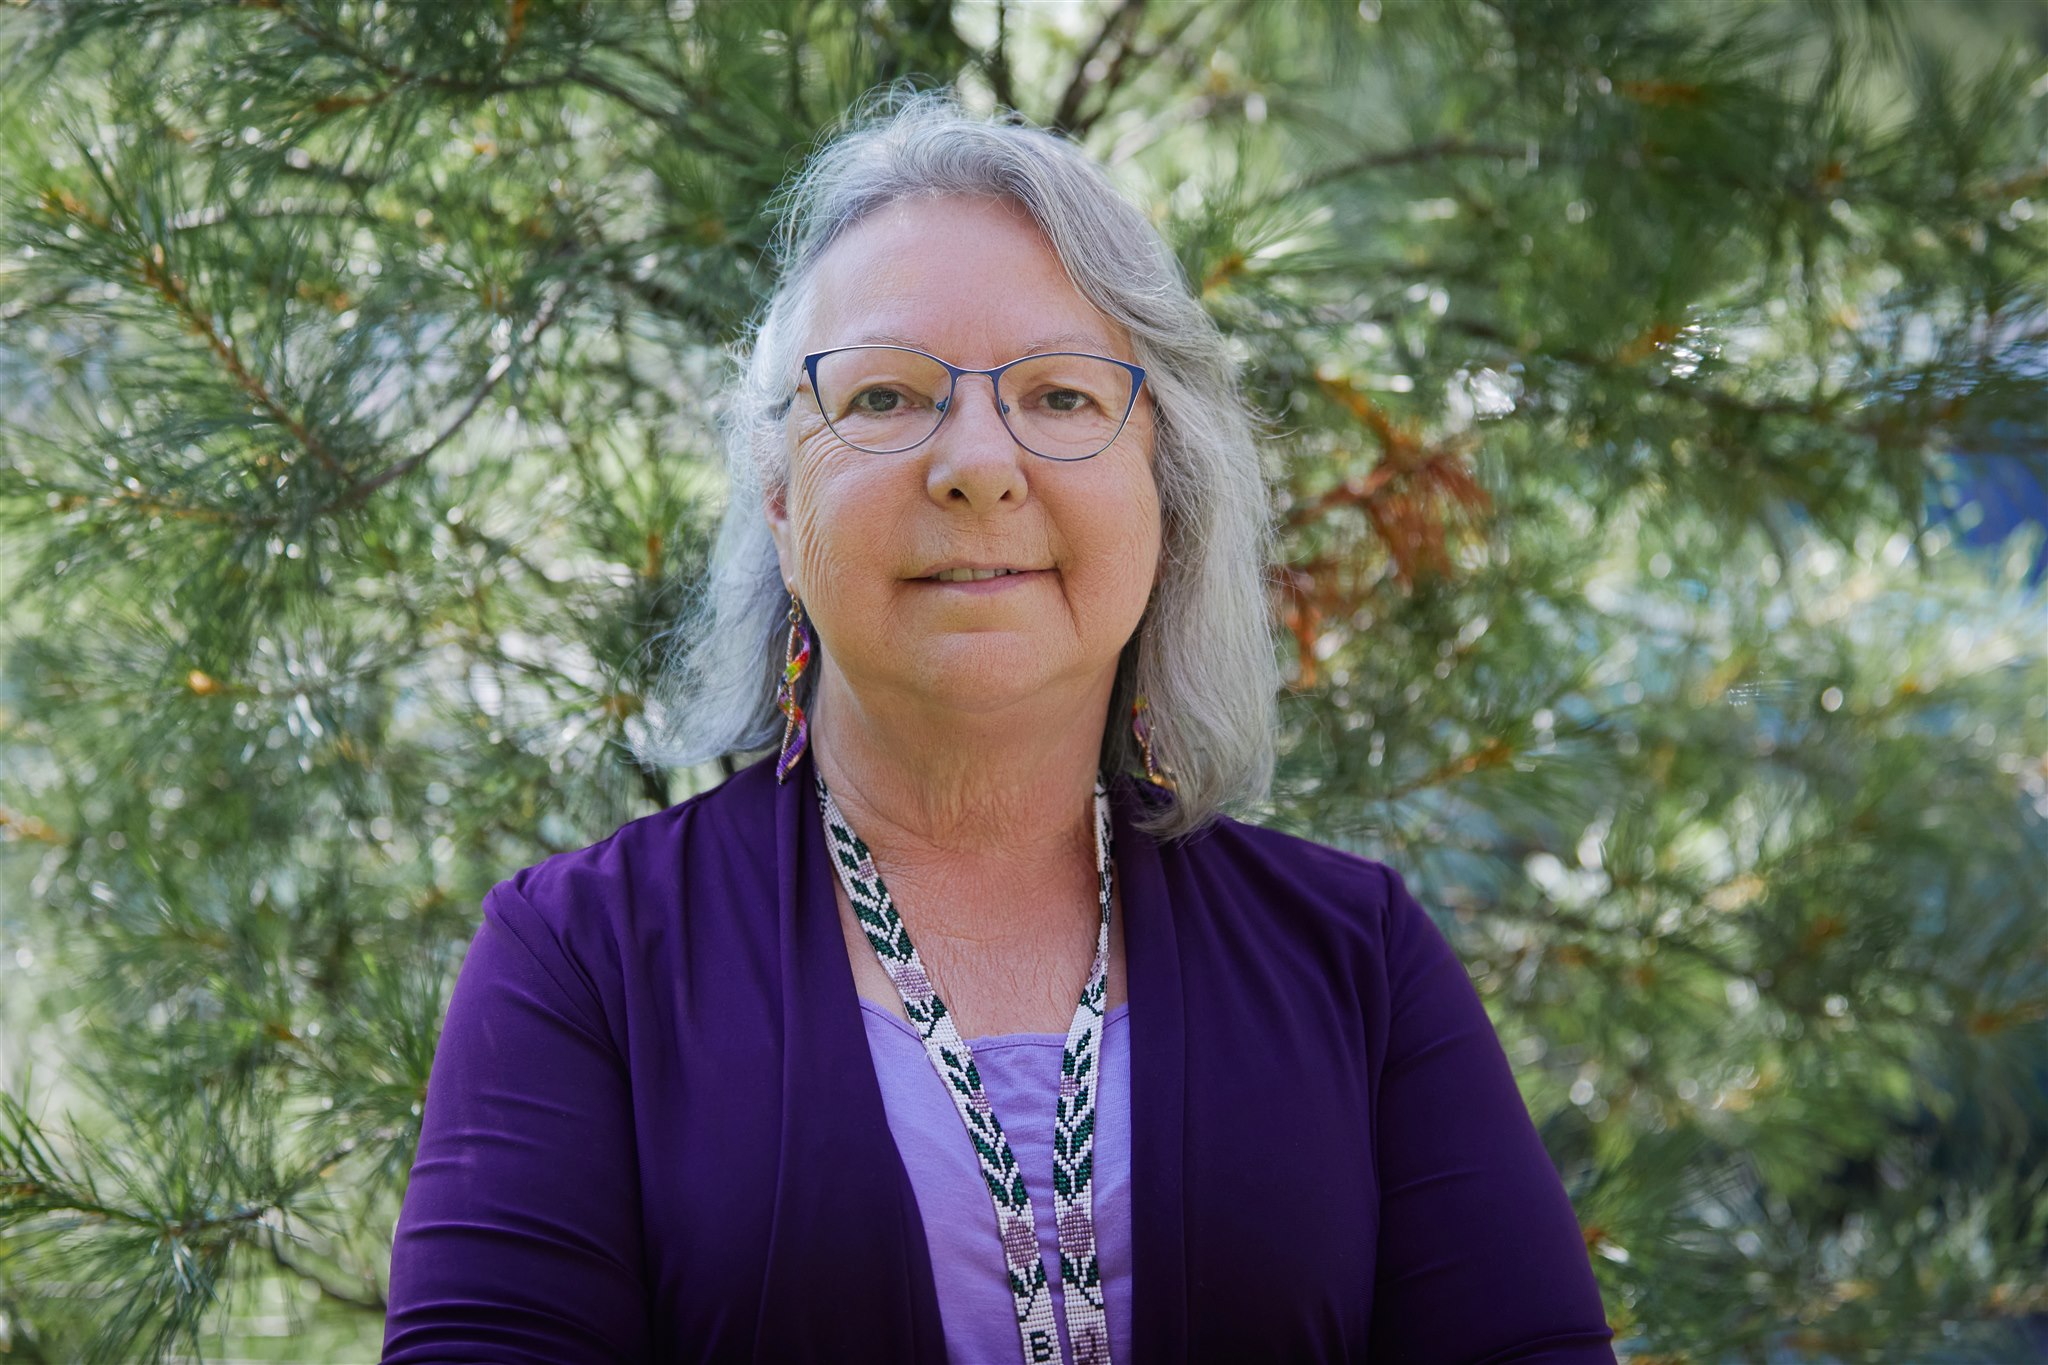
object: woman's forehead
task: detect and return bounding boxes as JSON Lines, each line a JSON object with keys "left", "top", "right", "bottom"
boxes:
{"left": 826, "top": 326, "right": 1114, "bottom": 356}
{"left": 802, "top": 196, "right": 1129, "bottom": 359}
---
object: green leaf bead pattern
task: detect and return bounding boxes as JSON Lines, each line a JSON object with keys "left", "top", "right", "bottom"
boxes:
{"left": 819, "top": 775, "right": 1114, "bottom": 1365}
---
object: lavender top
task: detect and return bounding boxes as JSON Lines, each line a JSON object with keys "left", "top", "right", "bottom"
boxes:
{"left": 381, "top": 748, "right": 1617, "bottom": 1363}
{"left": 861, "top": 999, "right": 1134, "bottom": 1365}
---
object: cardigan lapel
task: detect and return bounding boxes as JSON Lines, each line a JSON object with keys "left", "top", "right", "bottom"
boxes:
{"left": 751, "top": 745, "right": 949, "bottom": 1363}
{"left": 1114, "top": 780, "right": 1191, "bottom": 1365}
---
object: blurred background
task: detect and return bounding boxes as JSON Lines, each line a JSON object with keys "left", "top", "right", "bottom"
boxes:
{"left": 1, "top": 0, "right": 2044, "bottom": 1360}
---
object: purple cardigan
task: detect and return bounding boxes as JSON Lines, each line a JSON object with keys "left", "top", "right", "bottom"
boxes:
{"left": 382, "top": 748, "right": 1617, "bottom": 1364}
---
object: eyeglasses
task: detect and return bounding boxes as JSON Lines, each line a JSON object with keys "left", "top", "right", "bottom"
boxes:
{"left": 782, "top": 344, "right": 1148, "bottom": 462}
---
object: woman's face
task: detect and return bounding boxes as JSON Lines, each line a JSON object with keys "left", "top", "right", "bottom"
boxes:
{"left": 766, "top": 195, "right": 1162, "bottom": 722}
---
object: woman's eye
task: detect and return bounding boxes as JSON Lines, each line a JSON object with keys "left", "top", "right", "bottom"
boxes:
{"left": 850, "top": 387, "right": 903, "bottom": 414}
{"left": 1042, "top": 388, "right": 1090, "bottom": 413}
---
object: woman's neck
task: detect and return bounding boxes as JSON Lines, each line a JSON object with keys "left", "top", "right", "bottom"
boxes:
{"left": 807, "top": 662, "right": 1109, "bottom": 870}
{"left": 807, "top": 661, "right": 1122, "bottom": 1016}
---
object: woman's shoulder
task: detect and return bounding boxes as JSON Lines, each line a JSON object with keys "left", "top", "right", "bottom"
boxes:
{"left": 482, "top": 755, "right": 781, "bottom": 979}
{"left": 1123, "top": 778, "right": 1425, "bottom": 943}
{"left": 1193, "top": 811, "right": 1397, "bottom": 887}
{"left": 501, "top": 756, "right": 773, "bottom": 906}
{"left": 1125, "top": 784, "right": 1462, "bottom": 1035}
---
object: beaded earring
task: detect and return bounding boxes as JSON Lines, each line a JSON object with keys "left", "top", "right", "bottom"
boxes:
{"left": 1131, "top": 694, "right": 1175, "bottom": 792}
{"left": 775, "top": 591, "right": 812, "bottom": 784}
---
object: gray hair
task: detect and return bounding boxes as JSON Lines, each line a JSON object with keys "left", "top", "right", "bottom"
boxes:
{"left": 630, "top": 87, "right": 1278, "bottom": 837}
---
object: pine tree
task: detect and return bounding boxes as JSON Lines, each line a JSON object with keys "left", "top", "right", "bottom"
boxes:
{"left": 1, "top": 1, "right": 2043, "bottom": 1360}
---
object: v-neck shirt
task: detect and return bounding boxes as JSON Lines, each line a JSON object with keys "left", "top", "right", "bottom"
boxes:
{"left": 861, "top": 999, "right": 1135, "bottom": 1365}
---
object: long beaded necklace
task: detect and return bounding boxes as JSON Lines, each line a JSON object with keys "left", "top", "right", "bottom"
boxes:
{"left": 818, "top": 774, "right": 1114, "bottom": 1365}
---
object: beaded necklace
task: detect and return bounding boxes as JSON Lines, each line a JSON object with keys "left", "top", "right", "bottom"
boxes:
{"left": 818, "top": 775, "right": 1114, "bottom": 1365}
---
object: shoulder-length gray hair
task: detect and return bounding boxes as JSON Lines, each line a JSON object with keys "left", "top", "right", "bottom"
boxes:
{"left": 630, "top": 87, "right": 1278, "bottom": 838}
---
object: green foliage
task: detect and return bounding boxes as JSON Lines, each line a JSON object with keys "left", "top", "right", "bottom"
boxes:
{"left": 1, "top": 0, "right": 2043, "bottom": 1360}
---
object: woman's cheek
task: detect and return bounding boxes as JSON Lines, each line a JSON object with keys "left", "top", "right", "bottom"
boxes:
{"left": 790, "top": 496, "right": 845, "bottom": 593}
{"left": 785, "top": 438, "right": 845, "bottom": 581}
{"left": 1079, "top": 476, "right": 1160, "bottom": 599}
{"left": 1105, "top": 506, "right": 1163, "bottom": 635}
{"left": 789, "top": 470, "right": 888, "bottom": 605}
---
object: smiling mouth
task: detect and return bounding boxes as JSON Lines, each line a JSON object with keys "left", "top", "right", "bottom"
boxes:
{"left": 927, "top": 567, "right": 1027, "bottom": 583}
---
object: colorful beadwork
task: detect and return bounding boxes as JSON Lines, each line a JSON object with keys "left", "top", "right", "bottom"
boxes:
{"left": 774, "top": 594, "right": 811, "bottom": 784}
{"left": 1131, "top": 695, "right": 1174, "bottom": 792}
{"left": 819, "top": 776, "right": 1114, "bottom": 1365}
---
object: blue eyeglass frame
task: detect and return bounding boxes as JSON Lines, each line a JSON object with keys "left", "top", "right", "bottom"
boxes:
{"left": 781, "top": 344, "right": 1148, "bottom": 463}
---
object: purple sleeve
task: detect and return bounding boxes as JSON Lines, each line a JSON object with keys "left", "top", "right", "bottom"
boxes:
{"left": 1368, "top": 866, "right": 1618, "bottom": 1364}
{"left": 382, "top": 882, "right": 650, "bottom": 1364}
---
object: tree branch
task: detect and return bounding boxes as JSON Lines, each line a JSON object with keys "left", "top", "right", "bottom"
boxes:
{"left": 1422, "top": 313, "right": 1920, "bottom": 437}
{"left": 41, "top": 136, "right": 348, "bottom": 483}
{"left": 263, "top": 1222, "right": 387, "bottom": 1313}
{"left": 256, "top": 1, "right": 591, "bottom": 120}
{"left": 0, "top": 284, "right": 81, "bottom": 325}
{"left": 1071, "top": 0, "right": 1254, "bottom": 140}
{"left": 984, "top": 0, "right": 1017, "bottom": 112}
{"left": 309, "top": 280, "right": 572, "bottom": 519}
{"left": 166, "top": 199, "right": 365, "bottom": 233}
{"left": 1301, "top": 137, "right": 1528, "bottom": 192}
{"left": 1052, "top": 0, "right": 1146, "bottom": 134}
{"left": 134, "top": 243, "right": 349, "bottom": 481}
{"left": 564, "top": 63, "right": 682, "bottom": 126}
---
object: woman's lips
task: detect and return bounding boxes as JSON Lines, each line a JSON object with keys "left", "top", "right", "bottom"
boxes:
{"left": 912, "top": 568, "right": 1050, "bottom": 592}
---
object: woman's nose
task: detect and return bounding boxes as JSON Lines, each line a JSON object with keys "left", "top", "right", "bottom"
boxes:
{"left": 925, "top": 375, "right": 1029, "bottom": 509}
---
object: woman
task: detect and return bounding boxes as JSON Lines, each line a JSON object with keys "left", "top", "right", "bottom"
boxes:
{"left": 382, "top": 91, "right": 1617, "bottom": 1365}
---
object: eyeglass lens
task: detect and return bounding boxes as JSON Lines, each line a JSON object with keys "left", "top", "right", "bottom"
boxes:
{"left": 811, "top": 347, "right": 1135, "bottom": 460}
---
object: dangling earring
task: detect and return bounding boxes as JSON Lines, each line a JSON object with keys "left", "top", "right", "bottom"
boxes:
{"left": 1131, "top": 695, "right": 1175, "bottom": 792}
{"left": 775, "top": 591, "right": 812, "bottom": 784}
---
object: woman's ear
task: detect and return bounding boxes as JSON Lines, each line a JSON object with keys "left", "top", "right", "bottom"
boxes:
{"left": 762, "top": 476, "right": 798, "bottom": 595}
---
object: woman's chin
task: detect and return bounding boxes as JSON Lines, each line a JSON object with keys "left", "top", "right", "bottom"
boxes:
{"left": 895, "top": 638, "right": 1094, "bottom": 716}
